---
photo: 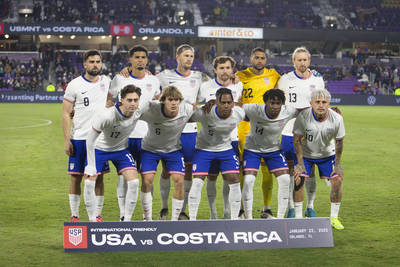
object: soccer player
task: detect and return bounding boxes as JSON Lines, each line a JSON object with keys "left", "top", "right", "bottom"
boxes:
{"left": 156, "top": 44, "right": 202, "bottom": 220}
{"left": 242, "top": 89, "right": 297, "bottom": 219}
{"left": 188, "top": 88, "right": 244, "bottom": 220}
{"left": 198, "top": 56, "right": 243, "bottom": 219}
{"left": 277, "top": 46, "right": 325, "bottom": 218}
{"left": 62, "top": 50, "right": 111, "bottom": 222}
{"left": 84, "top": 85, "right": 144, "bottom": 222}
{"left": 236, "top": 47, "right": 281, "bottom": 218}
{"left": 292, "top": 89, "right": 345, "bottom": 230}
{"left": 139, "top": 86, "right": 195, "bottom": 221}
{"left": 109, "top": 45, "right": 160, "bottom": 221}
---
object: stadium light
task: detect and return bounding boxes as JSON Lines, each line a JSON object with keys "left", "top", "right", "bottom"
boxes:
{"left": 46, "top": 35, "right": 51, "bottom": 39}
{"left": 70, "top": 35, "right": 76, "bottom": 39}
{"left": 88, "top": 36, "right": 92, "bottom": 39}
{"left": 153, "top": 36, "right": 160, "bottom": 40}
{"left": 116, "top": 36, "right": 120, "bottom": 40}
{"left": 109, "top": 35, "right": 112, "bottom": 38}
{"left": 142, "top": 36, "right": 148, "bottom": 40}
{"left": 101, "top": 36, "right": 106, "bottom": 39}
{"left": 132, "top": 36, "right": 137, "bottom": 39}
{"left": 5, "top": 34, "right": 10, "bottom": 39}
{"left": 179, "top": 20, "right": 186, "bottom": 25}
{"left": 59, "top": 35, "right": 63, "bottom": 39}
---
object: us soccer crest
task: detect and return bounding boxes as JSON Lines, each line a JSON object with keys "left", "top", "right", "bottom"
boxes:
{"left": 146, "top": 83, "right": 152, "bottom": 91}
{"left": 68, "top": 228, "right": 83, "bottom": 246}
{"left": 264, "top": 77, "right": 270, "bottom": 84}
{"left": 310, "top": 84, "right": 316, "bottom": 91}
{"left": 190, "top": 79, "right": 196, "bottom": 88}
{"left": 192, "top": 164, "right": 197, "bottom": 171}
{"left": 69, "top": 163, "right": 75, "bottom": 170}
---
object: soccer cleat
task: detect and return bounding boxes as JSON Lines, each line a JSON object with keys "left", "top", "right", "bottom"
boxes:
{"left": 222, "top": 212, "right": 231, "bottom": 220}
{"left": 120, "top": 216, "right": 124, "bottom": 222}
{"left": 286, "top": 208, "right": 295, "bottom": 218}
{"left": 260, "top": 209, "right": 274, "bottom": 219}
{"left": 96, "top": 216, "right": 104, "bottom": 222}
{"left": 305, "top": 208, "right": 317, "bottom": 218}
{"left": 158, "top": 208, "right": 169, "bottom": 220}
{"left": 238, "top": 209, "right": 245, "bottom": 219}
{"left": 70, "top": 216, "right": 79, "bottom": 222}
{"left": 331, "top": 217, "right": 344, "bottom": 230}
{"left": 178, "top": 212, "right": 189, "bottom": 220}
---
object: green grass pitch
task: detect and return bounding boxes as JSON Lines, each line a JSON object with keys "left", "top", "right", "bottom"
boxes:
{"left": 0, "top": 104, "right": 399, "bottom": 266}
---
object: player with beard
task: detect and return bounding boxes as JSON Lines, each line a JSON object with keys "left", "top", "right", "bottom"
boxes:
{"left": 236, "top": 47, "right": 280, "bottom": 218}
{"left": 62, "top": 50, "right": 112, "bottom": 222}
{"left": 198, "top": 56, "right": 243, "bottom": 219}
{"left": 277, "top": 46, "right": 325, "bottom": 218}
{"left": 109, "top": 45, "right": 160, "bottom": 221}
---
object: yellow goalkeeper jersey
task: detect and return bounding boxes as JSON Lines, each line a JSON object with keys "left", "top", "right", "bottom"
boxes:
{"left": 237, "top": 67, "right": 280, "bottom": 104}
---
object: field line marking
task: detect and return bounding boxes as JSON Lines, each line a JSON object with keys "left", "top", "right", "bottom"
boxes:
{"left": 0, "top": 119, "right": 53, "bottom": 130}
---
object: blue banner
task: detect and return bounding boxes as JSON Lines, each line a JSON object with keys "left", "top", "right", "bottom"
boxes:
{"left": 331, "top": 94, "right": 400, "bottom": 106}
{"left": 64, "top": 218, "right": 333, "bottom": 252}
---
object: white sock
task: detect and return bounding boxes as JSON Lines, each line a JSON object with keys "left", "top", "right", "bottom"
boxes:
{"left": 69, "top": 194, "right": 80, "bottom": 218}
{"left": 171, "top": 198, "right": 184, "bottom": 221}
{"left": 294, "top": 202, "right": 303, "bottom": 218}
{"left": 229, "top": 183, "right": 242, "bottom": 220}
{"left": 222, "top": 179, "right": 230, "bottom": 218}
{"left": 124, "top": 179, "right": 139, "bottom": 221}
{"left": 117, "top": 175, "right": 127, "bottom": 218}
{"left": 276, "top": 174, "right": 290, "bottom": 218}
{"left": 242, "top": 174, "right": 256, "bottom": 219}
{"left": 330, "top": 202, "right": 341, "bottom": 218}
{"left": 206, "top": 179, "right": 217, "bottom": 219}
{"left": 288, "top": 175, "right": 295, "bottom": 209}
{"left": 140, "top": 192, "right": 153, "bottom": 221}
{"left": 95, "top": 196, "right": 104, "bottom": 217}
{"left": 306, "top": 176, "right": 316, "bottom": 209}
{"left": 84, "top": 180, "right": 96, "bottom": 221}
{"left": 159, "top": 176, "right": 170, "bottom": 209}
{"left": 188, "top": 178, "right": 204, "bottom": 220}
{"left": 182, "top": 180, "right": 192, "bottom": 213}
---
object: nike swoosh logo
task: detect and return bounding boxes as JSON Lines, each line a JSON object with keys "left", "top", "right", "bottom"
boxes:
{"left": 81, "top": 91, "right": 88, "bottom": 94}
{"left": 243, "top": 82, "right": 249, "bottom": 84}
{"left": 289, "top": 86, "right": 295, "bottom": 89}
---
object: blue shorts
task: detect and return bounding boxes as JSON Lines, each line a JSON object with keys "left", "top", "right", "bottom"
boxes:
{"left": 180, "top": 132, "right": 197, "bottom": 163}
{"left": 68, "top": 139, "right": 88, "bottom": 175}
{"left": 192, "top": 149, "right": 240, "bottom": 176}
{"left": 304, "top": 155, "right": 337, "bottom": 179}
{"left": 128, "top": 138, "right": 142, "bottom": 167}
{"left": 95, "top": 148, "right": 136, "bottom": 175}
{"left": 243, "top": 149, "right": 289, "bottom": 173}
{"left": 141, "top": 149, "right": 185, "bottom": 175}
{"left": 281, "top": 135, "right": 297, "bottom": 164}
{"left": 209, "top": 141, "right": 240, "bottom": 175}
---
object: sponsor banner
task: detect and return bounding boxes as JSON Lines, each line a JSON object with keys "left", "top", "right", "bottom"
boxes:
{"left": 111, "top": 24, "right": 133, "bottom": 36}
{"left": 330, "top": 94, "right": 400, "bottom": 106}
{"left": 3, "top": 23, "right": 109, "bottom": 35}
{"left": 0, "top": 23, "right": 4, "bottom": 34}
{"left": 135, "top": 26, "right": 197, "bottom": 36}
{"left": 198, "top": 26, "right": 263, "bottom": 39}
{"left": 0, "top": 91, "right": 64, "bottom": 103}
{"left": 64, "top": 218, "right": 333, "bottom": 252}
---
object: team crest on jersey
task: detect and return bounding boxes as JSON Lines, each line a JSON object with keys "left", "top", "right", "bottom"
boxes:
{"left": 232, "top": 91, "right": 237, "bottom": 99}
{"left": 325, "top": 128, "right": 334, "bottom": 136}
{"left": 310, "top": 84, "right": 316, "bottom": 91}
{"left": 192, "top": 164, "right": 197, "bottom": 171}
{"left": 190, "top": 79, "right": 196, "bottom": 88}
{"left": 177, "top": 118, "right": 185, "bottom": 125}
{"left": 100, "top": 83, "right": 106, "bottom": 91}
{"left": 69, "top": 163, "right": 75, "bottom": 170}
{"left": 279, "top": 121, "right": 286, "bottom": 128}
{"left": 264, "top": 78, "right": 270, "bottom": 84}
{"left": 68, "top": 228, "right": 83, "bottom": 246}
{"left": 230, "top": 123, "right": 236, "bottom": 128}
{"left": 146, "top": 84, "right": 152, "bottom": 91}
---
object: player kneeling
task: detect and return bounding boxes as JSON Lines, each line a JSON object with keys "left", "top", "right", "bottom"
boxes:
{"left": 242, "top": 89, "right": 299, "bottom": 219}
{"left": 292, "top": 89, "right": 345, "bottom": 230}
{"left": 188, "top": 88, "right": 245, "bottom": 220}
{"left": 84, "top": 85, "right": 144, "bottom": 222}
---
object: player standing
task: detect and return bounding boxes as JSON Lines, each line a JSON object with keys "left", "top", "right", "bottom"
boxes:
{"left": 156, "top": 44, "right": 202, "bottom": 220}
{"left": 236, "top": 47, "right": 280, "bottom": 218}
{"left": 62, "top": 50, "right": 111, "bottom": 222}
{"left": 109, "top": 45, "right": 160, "bottom": 221}
{"left": 277, "top": 46, "right": 325, "bottom": 218}
{"left": 84, "top": 85, "right": 143, "bottom": 222}
{"left": 139, "top": 86, "right": 195, "bottom": 221}
{"left": 188, "top": 88, "right": 244, "bottom": 220}
{"left": 293, "top": 89, "right": 345, "bottom": 230}
{"left": 198, "top": 56, "right": 243, "bottom": 219}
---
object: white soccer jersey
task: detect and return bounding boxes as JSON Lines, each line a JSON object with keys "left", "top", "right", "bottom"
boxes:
{"left": 293, "top": 107, "right": 345, "bottom": 159}
{"left": 198, "top": 78, "right": 243, "bottom": 141}
{"left": 109, "top": 73, "right": 160, "bottom": 138}
{"left": 91, "top": 103, "right": 144, "bottom": 151}
{"left": 244, "top": 104, "right": 298, "bottom": 153}
{"left": 278, "top": 70, "right": 325, "bottom": 136}
{"left": 63, "top": 75, "right": 111, "bottom": 140}
{"left": 157, "top": 69, "right": 202, "bottom": 133}
{"left": 192, "top": 106, "right": 245, "bottom": 152}
{"left": 140, "top": 101, "right": 194, "bottom": 153}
